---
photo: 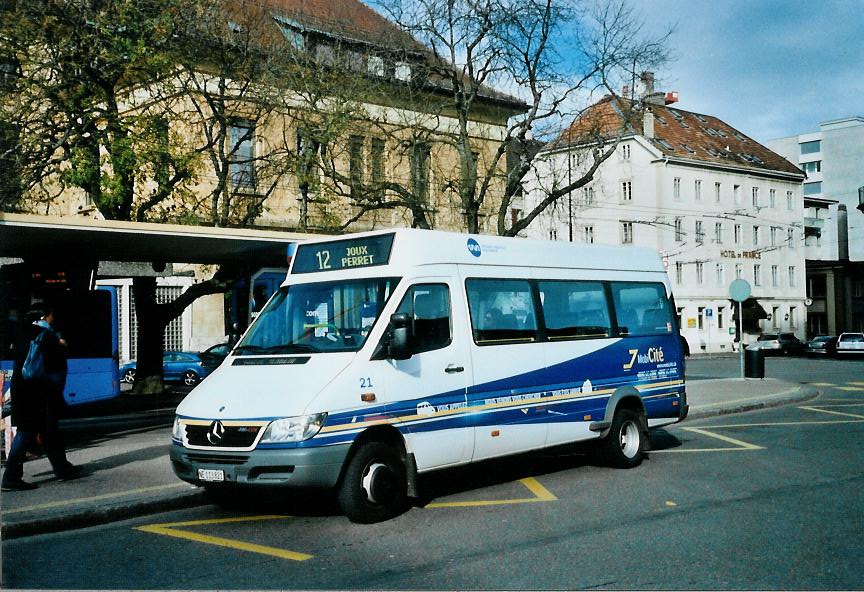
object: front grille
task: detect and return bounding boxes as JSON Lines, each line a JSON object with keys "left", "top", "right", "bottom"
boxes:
{"left": 186, "top": 453, "right": 249, "bottom": 465}
{"left": 185, "top": 423, "right": 262, "bottom": 448}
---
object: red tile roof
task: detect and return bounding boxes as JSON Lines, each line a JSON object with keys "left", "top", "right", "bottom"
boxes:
{"left": 557, "top": 96, "right": 803, "bottom": 177}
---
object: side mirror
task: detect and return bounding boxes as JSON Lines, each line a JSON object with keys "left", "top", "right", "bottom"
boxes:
{"left": 389, "top": 312, "right": 412, "bottom": 360}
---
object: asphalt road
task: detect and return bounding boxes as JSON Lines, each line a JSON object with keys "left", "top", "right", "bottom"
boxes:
{"left": 3, "top": 356, "right": 863, "bottom": 590}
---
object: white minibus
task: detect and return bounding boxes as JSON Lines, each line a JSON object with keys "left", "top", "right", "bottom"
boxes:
{"left": 170, "top": 229, "right": 688, "bottom": 522}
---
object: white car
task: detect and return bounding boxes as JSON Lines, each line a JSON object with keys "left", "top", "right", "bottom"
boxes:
{"left": 835, "top": 332, "right": 864, "bottom": 356}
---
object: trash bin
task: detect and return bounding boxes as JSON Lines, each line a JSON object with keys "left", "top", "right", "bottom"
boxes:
{"left": 744, "top": 348, "right": 765, "bottom": 378}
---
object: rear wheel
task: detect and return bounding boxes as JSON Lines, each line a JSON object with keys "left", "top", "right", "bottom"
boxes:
{"left": 182, "top": 371, "right": 199, "bottom": 387}
{"left": 600, "top": 408, "right": 646, "bottom": 468}
{"left": 338, "top": 442, "right": 407, "bottom": 523}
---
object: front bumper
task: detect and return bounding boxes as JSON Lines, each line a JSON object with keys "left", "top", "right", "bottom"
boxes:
{"left": 170, "top": 442, "right": 351, "bottom": 488}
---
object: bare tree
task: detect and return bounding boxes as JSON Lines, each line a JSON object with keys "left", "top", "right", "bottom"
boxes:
{"left": 369, "top": 0, "right": 671, "bottom": 236}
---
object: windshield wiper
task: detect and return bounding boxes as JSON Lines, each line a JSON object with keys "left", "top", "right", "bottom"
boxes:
{"left": 264, "top": 343, "right": 320, "bottom": 354}
{"left": 232, "top": 345, "right": 267, "bottom": 355}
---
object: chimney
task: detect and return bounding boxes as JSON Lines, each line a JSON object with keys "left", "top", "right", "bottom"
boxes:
{"left": 643, "top": 108, "right": 655, "bottom": 139}
{"left": 622, "top": 84, "right": 630, "bottom": 98}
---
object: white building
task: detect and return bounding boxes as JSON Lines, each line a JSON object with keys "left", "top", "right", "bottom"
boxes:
{"left": 768, "top": 117, "right": 864, "bottom": 334}
{"left": 524, "top": 91, "right": 806, "bottom": 353}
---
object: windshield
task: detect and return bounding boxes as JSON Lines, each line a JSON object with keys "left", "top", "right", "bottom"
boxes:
{"left": 236, "top": 277, "right": 401, "bottom": 354}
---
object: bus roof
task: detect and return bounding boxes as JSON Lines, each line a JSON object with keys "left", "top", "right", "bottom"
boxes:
{"left": 290, "top": 228, "right": 666, "bottom": 275}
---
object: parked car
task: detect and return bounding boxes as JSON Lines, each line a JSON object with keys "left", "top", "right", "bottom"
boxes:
{"left": 120, "top": 351, "right": 211, "bottom": 386}
{"left": 805, "top": 335, "right": 838, "bottom": 356}
{"left": 748, "top": 333, "right": 805, "bottom": 356}
{"left": 199, "top": 342, "right": 232, "bottom": 370}
{"left": 835, "top": 332, "right": 864, "bottom": 356}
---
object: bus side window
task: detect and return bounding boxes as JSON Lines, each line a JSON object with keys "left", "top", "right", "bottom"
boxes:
{"left": 610, "top": 282, "right": 673, "bottom": 336}
{"left": 395, "top": 284, "right": 452, "bottom": 354}
{"left": 538, "top": 280, "right": 611, "bottom": 340}
{"left": 466, "top": 279, "right": 538, "bottom": 344}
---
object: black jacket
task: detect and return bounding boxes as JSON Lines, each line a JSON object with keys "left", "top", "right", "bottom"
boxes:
{"left": 10, "top": 322, "right": 67, "bottom": 430}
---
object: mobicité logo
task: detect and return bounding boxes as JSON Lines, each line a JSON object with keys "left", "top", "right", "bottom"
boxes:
{"left": 467, "top": 238, "right": 481, "bottom": 257}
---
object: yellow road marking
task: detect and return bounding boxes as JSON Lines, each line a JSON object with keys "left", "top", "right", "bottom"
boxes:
{"left": 652, "top": 426, "right": 764, "bottom": 453}
{"left": 809, "top": 382, "right": 837, "bottom": 387}
{"left": 848, "top": 381, "right": 864, "bottom": 386}
{"left": 687, "top": 419, "right": 864, "bottom": 429}
{"left": 799, "top": 406, "right": 864, "bottom": 420}
{"left": 425, "top": 477, "right": 557, "bottom": 508}
{"left": 135, "top": 515, "right": 312, "bottom": 561}
{"left": 837, "top": 386, "right": 864, "bottom": 392}
{"left": 2, "top": 483, "right": 188, "bottom": 515}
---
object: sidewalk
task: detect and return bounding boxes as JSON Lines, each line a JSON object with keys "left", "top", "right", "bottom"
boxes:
{"left": 0, "top": 377, "right": 818, "bottom": 539}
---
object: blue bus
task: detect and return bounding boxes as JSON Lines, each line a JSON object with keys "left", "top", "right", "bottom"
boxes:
{"left": 1, "top": 264, "right": 120, "bottom": 406}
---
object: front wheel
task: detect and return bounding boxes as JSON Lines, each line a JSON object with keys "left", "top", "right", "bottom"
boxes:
{"left": 600, "top": 408, "right": 646, "bottom": 468}
{"left": 337, "top": 442, "right": 407, "bottom": 523}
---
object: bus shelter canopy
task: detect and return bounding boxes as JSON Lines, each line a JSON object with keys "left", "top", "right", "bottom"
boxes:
{"left": 0, "top": 214, "right": 312, "bottom": 267}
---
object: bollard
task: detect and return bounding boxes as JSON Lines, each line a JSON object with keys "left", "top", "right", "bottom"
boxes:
{"left": 744, "top": 348, "right": 765, "bottom": 379}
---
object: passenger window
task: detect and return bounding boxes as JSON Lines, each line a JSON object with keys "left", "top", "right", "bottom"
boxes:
{"left": 538, "top": 281, "right": 611, "bottom": 340}
{"left": 395, "top": 284, "right": 452, "bottom": 354}
{"left": 466, "top": 279, "right": 538, "bottom": 344}
{"left": 610, "top": 282, "right": 674, "bottom": 336}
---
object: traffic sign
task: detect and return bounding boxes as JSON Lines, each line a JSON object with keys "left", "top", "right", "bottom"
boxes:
{"left": 729, "top": 279, "right": 751, "bottom": 302}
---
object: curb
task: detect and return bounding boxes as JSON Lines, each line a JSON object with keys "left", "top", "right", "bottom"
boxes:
{"left": 686, "top": 385, "right": 819, "bottom": 420}
{"left": 1, "top": 489, "right": 207, "bottom": 540}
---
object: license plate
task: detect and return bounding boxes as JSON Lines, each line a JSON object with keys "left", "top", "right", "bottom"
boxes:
{"left": 197, "top": 469, "right": 225, "bottom": 482}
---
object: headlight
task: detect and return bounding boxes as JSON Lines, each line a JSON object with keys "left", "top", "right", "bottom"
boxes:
{"left": 172, "top": 416, "right": 184, "bottom": 441}
{"left": 260, "top": 413, "right": 328, "bottom": 443}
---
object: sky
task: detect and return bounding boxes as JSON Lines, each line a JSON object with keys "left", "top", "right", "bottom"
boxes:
{"left": 633, "top": 0, "right": 864, "bottom": 144}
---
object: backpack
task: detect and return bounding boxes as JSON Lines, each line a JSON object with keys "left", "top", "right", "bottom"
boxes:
{"left": 21, "top": 329, "right": 61, "bottom": 385}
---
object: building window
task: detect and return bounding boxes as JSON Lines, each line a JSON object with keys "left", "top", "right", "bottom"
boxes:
{"left": 801, "top": 161, "right": 821, "bottom": 174}
{"left": 583, "top": 225, "right": 594, "bottom": 244}
{"left": 583, "top": 187, "right": 595, "bottom": 205}
{"left": 716, "top": 263, "right": 725, "bottom": 286}
{"left": 753, "top": 264, "right": 761, "bottom": 286}
{"left": 735, "top": 264, "right": 743, "bottom": 279}
{"left": 734, "top": 224, "right": 742, "bottom": 245}
{"left": 676, "top": 262, "right": 683, "bottom": 284}
{"left": 621, "top": 144, "right": 630, "bottom": 160}
{"left": 229, "top": 121, "right": 256, "bottom": 189}
{"left": 734, "top": 184, "right": 741, "bottom": 205}
{"left": 673, "top": 177, "right": 681, "bottom": 200}
{"left": 715, "top": 182, "right": 721, "bottom": 203}
{"left": 803, "top": 181, "right": 822, "bottom": 196}
{"left": 698, "top": 306, "right": 705, "bottom": 329}
{"left": 695, "top": 179, "right": 702, "bottom": 201}
{"left": 789, "top": 306, "right": 797, "bottom": 328}
{"left": 769, "top": 189, "right": 776, "bottom": 208}
{"left": 695, "top": 220, "right": 704, "bottom": 244}
{"left": 772, "top": 306, "right": 780, "bottom": 328}
{"left": 771, "top": 265, "right": 779, "bottom": 287}
{"left": 370, "top": 137, "right": 386, "bottom": 195}
{"left": 769, "top": 226, "right": 778, "bottom": 247}
{"left": 411, "top": 141, "right": 431, "bottom": 203}
{"left": 273, "top": 16, "right": 305, "bottom": 50}
{"left": 549, "top": 229, "right": 558, "bottom": 240}
{"left": 800, "top": 140, "right": 821, "bottom": 155}
{"left": 394, "top": 61, "right": 411, "bottom": 81}
{"left": 718, "top": 306, "right": 725, "bottom": 329}
{"left": 789, "top": 266, "right": 796, "bottom": 287}
{"left": 621, "top": 181, "right": 632, "bottom": 202}
{"left": 621, "top": 221, "right": 633, "bottom": 244}
{"left": 674, "top": 217, "right": 683, "bottom": 242}
{"left": 714, "top": 222, "right": 723, "bottom": 244}
{"left": 349, "top": 135, "right": 365, "bottom": 197}
{"left": 788, "top": 228, "right": 796, "bottom": 249}
{"left": 752, "top": 187, "right": 759, "bottom": 207}
{"left": 696, "top": 262, "right": 704, "bottom": 285}
{"left": 368, "top": 55, "right": 385, "bottom": 77}
{"left": 752, "top": 225, "right": 760, "bottom": 245}
{"left": 786, "top": 190, "right": 794, "bottom": 211}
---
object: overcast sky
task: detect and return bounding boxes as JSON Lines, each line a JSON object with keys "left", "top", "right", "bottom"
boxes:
{"left": 635, "top": 0, "right": 864, "bottom": 144}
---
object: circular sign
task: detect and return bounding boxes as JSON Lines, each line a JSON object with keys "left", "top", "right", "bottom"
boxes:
{"left": 466, "top": 238, "right": 482, "bottom": 257}
{"left": 804, "top": 298, "right": 813, "bottom": 307}
{"left": 729, "top": 278, "right": 751, "bottom": 302}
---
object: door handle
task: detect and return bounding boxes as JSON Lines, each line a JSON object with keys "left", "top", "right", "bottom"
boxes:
{"left": 445, "top": 364, "right": 465, "bottom": 374}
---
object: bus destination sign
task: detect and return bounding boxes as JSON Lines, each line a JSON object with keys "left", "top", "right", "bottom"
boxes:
{"left": 291, "top": 234, "right": 395, "bottom": 274}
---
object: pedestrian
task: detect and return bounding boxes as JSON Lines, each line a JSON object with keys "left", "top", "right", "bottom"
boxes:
{"left": 1, "top": 305, "right": 82, "bottom": 491}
